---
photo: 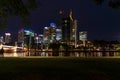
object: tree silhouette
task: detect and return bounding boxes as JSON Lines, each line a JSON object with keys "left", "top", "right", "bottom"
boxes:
{"left": 0, "top": 0, "right": 39, "bottom": 29}
{"left": 92, "top": 0, "right": 120, "bottom": 9}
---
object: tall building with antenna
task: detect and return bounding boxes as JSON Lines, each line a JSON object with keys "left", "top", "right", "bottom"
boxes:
{"left": 61, "top": 10, "right": 78, "bottom": 46}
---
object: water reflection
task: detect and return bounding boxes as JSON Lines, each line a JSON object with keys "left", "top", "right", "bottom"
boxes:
{"left": 4, "top": 52, "right": 26, "bottom": 57}
{"left": 2, "top": 51, "right": 120, "bottom": 57}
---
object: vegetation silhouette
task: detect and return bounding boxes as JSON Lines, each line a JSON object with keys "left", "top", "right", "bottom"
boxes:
{"left": 0, "top": 0, "right": 39, "bottom": 29}
{"left": 92, "top": 0, "right": 120, "bottom": 9}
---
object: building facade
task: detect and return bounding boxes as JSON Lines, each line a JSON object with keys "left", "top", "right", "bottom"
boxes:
{"left": 56, "top": 28, "right": 62, "bottom": 41}
{"left": 79, "top": 31, "right": 87, "bottom": 41}
{"left": 5, "top": 33, "right": 11, "bottom": 44}
{"left": 18, "top": 29, "right": 24, "bottom": 43}
{"left": 43, "top": 27, "right": 50, "bottom": 44}
{"left": 18, "top": 29, "right": 35, "bottom": 47}
{"left": 61, "top": 17, "right": 71, "bottom": 41}
{"left": 61, "top": 10, "right": 78, "bottom": 42}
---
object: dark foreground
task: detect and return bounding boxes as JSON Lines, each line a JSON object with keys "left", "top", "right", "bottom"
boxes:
{"left": 0, "top": 57, "right": 120, "bottom": 80}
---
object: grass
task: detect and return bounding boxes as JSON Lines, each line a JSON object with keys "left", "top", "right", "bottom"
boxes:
{"left": 0, "top": 57, "right": 120, "bottom": 80}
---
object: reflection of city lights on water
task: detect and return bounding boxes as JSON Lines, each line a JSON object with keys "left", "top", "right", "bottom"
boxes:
{"left": 13, "top": 52, "right": 18, "bottom": 57}
{"left": 13, "top": 47, "right": 17, "bottom": 52}
{"left": 2, "top": 45, "right": 26, "bottom": 57}
{"left": 4, "top": 52, "right": 26, "bottom": 57}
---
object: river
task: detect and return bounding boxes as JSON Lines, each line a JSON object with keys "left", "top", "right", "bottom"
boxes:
{"left": 2, "top": 51, "right": 120, "bottom": 57}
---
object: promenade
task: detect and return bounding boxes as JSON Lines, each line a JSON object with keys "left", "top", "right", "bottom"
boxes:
{"left": 23, "top": 56, "right": 120, "bottom": 58}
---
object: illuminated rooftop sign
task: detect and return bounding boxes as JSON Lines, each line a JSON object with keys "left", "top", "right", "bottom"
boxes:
{"left": 5, "top": 33, "right": 11, "bottom": 36}
{"left": 50, "top": 23, "right": 56, "bottom": 27}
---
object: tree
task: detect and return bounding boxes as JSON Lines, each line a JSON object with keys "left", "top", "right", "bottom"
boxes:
{"left": 0, "top": 0, "right": 39, "bottom": 29}
{"left": 92, "top": 0, "right": 120, "bottom": 9}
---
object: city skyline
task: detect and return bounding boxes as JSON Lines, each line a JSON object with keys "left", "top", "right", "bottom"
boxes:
{"left": 0, "top": 0, "right": 120, "bottom": 41}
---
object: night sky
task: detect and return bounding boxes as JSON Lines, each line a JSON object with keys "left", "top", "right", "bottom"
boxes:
{"left": 0, "top": 0, "right": 120, "bottom": 41}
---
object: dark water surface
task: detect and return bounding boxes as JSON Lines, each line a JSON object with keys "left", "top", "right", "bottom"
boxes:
{"left": 3, "top": 51, "right": 120, "bottom": 57}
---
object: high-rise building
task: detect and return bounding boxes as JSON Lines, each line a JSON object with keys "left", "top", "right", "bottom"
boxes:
{"left": 43, "top": 23, "right": 62, "bottom": 44}
{"left": 0, "top": 36, "right": 4, "bottom": 44}
{"left": 79, "top": 31, "right": 87, "bottom": 41}
{"left": 38, "top": 34, "right": 43, "bottom": 43}
{"left": 61, "top": 17, "right": 71, "bottom": 41}
{"left": 49, "top": 23, "right": 57, "bottom": 43}
{"left": 18, "top": 29, "right": 24, "bottom": 43}
{"left": 61, "top": 10, "right": 78, "bottom": 42}
{"left": 5, "top": 33, "right": 11, "bottom": 44}
{"left": 70, "top": 19, "right": 78, "bottom": 40}
{"left": 43, "top": 27, "right": 50, "bottom": 44}
{"left": 72, "top": 20, "right": 78, "bottom": 48}
{"left": 18, "top": 29, "right": 35, "bottom": 47}
{"left": 79, "top": 31, "right": 87, "bottom": 47}
{"left": 56, "top": 28, "right": 62, "bottom": 41}
{"left": 34, "top": 34, "right": 44, "bottom": 49}
{"left": 23, "top": 30, "right": 35, "bottom": 48}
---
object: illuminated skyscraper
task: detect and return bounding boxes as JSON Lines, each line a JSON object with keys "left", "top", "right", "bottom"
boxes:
{"left": 5, "top": 33, "right": 11, "bottom": 44}
{"left": 43, "top": 23, "right": 61, "bottom": 44}
{"left": 56, "top": 28, "right": 62, "bottom": 41}
{"left": 38, "top": 34, "right": 43, "bottom": 43}
{"left": 18, "top": 29, "right": 24, "bottom": 43}
{"left": 79, "top": 31, "right": 87, "bottom": 46}
{"left": 62, "top": 17, "right": 71, "bottom": 41}
{"left": 34, "top": 34, "right": 43, "bottom": 49}
{"left": 79, "top": 31, "right": 87, "bottom": 41}
{"left": 49, "top": 23, "right": 57, "bottom": 43}
{"left": 18, "top": 29, "right": 35, "bottom": 47}
{"left": 0, "top": 36, "right": 4, "bottom": 44}
{"left": 72, "top": 20, "right": 78, "bottom": 48}
{"left": 43, "top": 27, "right": 50, "bottom": 44}
{"left": 61, "top": 10, "right": 78, "bottom": 42}
{"left": 23, "top": 29, "right": 35, "bottom": 48}
{"left": 70, "top": 19, "right": 78, "bottom": 40}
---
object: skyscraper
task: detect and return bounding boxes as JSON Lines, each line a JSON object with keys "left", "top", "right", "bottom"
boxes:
{"left": 49, "top": 23, "right": 57, "bottom": 43}
{"left": 43, "top": 27, "right": 50, "bottom": 44}
{"left": 61, "top": 17, "right": 71, "bottom": 41}
{"left": 18, "top": 29, "right": 24, "bottom": 43}
{"left": 56, "top": 28, "right": 62, "bottom": 41}
{"left": 5, "top": 33, "right": 11, "bottom": 44}
{"left": 43, "top": 23, "right": 61, "bottom": 44}
{"left": 61, "top": 10, "right": 78, "bottom": 42}
{"left": 79, "top": 31, "right": 87, "bottom": 46}
{"left": 70, "top": 19, "right": 78, "bottom": 40}
{"left": 0, "top": 36, "right": 4, "bottom": 44}
{"left": 73, "top": 20, "right": 78, "bottom": 48}
{"left": 79, "top": 31, "right": 87, "bottom": 41}
{"left": 18, "top": 29, "right": 35, "bottom": 47}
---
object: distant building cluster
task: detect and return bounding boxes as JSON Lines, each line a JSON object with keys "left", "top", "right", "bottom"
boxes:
{"left": 0, "top": 10, "right": 88, "bottom": 49}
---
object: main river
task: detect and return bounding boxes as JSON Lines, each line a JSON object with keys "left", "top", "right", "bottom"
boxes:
{"left": 2, "top": 51, "right": 120, "bottom": 57}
